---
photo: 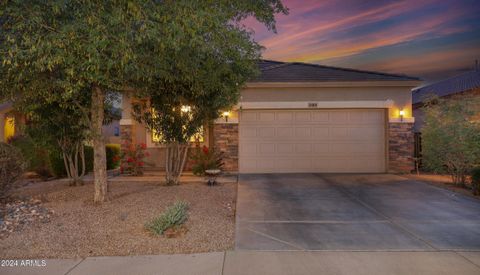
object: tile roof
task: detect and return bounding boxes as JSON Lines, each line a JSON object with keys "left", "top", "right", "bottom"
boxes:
{"left": 412, "top": 70, "right": 480, "bottom": 104}
{"left": 253, "top": 60, "right": 420, "bottom": 82}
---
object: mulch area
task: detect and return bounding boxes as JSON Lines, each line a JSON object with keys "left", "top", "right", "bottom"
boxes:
{"left": 0, "top": 177, "right": 237, "bottom": 258}
{"left": 404, "top": 173, "right": 479, "bottom": 199}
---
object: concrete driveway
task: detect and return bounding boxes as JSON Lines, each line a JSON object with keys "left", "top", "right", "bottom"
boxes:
{"left": 235, "top": 173, "right": 480, "bottom": 251}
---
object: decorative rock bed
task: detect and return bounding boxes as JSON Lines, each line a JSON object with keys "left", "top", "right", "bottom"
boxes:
{"left": 0, "top": 199, "right": 53, "bottom": 239}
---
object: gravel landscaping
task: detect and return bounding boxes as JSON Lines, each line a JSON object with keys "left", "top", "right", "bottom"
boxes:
{"left": 0, "top": 178, "right": 236, "bottom": 258}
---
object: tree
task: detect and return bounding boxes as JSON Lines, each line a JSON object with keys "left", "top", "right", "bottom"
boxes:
{"left": 0, "top": 0, "right": 287, "bottom": 201}
{"left": 421, "top": 96, "right": 480, "bottom": 185}
{"left": 131, "top": 1, "right": 288, "bottom": 185}
{"left": 23, "top": 92, "right": 119, "bottom": 185}
{"left": 25, "top": 96, "right": 90, "bottom": 186}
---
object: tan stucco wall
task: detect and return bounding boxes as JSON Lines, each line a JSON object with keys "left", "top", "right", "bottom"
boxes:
{"left": 240, "top": 85, "right": 414, "bottom": 119}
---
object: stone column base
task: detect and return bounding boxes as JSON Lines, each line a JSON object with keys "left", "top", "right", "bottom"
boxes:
{"left": 213, "top": 123, "right": 238, "bottom": 172}
{"left": 388, "top": 122, "right": 414, "bottom": 173}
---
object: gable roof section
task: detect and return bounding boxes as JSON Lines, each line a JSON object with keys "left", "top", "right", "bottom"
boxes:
{"left": 412, "top": 70, "right": 480, "bottom": 104}
{"left": 253, "top": 60, "right": 419, "bottom": 83}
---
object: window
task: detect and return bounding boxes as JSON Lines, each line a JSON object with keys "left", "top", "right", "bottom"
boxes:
{"left": 4, "top": 115, "right": 15, "bottom": 142}
{"left": 151, "top": 126, "right": 205, "bottom": 144}
{"left": 114, "top": 127, "right": 120, "bottom": 137}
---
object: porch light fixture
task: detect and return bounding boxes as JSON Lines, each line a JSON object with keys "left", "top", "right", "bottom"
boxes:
{"left": 399, "top": 109, "right": 405, "bottom": 121}
{"left": 222, "top": 111, "right": 230, "bottom": 122}
{"left": 181, "top": 105, "right": 191, "bottom": 113}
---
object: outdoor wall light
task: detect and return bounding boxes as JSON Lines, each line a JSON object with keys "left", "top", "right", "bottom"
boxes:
{"left": 181, "top": 105, "right": 191, "bottom": 113}
{"left": 399, "top": 109, "right": 405, "bottom": 121}
{"left": 222, "top": 111, "right": 230, "bottom": 122}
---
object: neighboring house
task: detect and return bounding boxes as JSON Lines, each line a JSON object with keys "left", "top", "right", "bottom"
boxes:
{"left": 0, "top": 101, "right": 22, "bottom": 143}
{"left": 0, "top": 101, "right": 121, "bottom": 144}
{"left": 121, "top": 60, "right": 420, "bottom": 173}
{"left": 412, "top": 68, "right": 480, "bottom": 133}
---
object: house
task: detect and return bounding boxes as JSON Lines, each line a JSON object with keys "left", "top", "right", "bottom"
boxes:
{"left": 412, "top": 67, "right": 480, "bottom": 133}
{"left": 120, "top": 60, "right": 421, "bottom": 174}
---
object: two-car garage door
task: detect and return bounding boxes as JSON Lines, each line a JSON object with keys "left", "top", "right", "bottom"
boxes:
{"left": 239, "top": 109, "right": 386, "bottom": 173}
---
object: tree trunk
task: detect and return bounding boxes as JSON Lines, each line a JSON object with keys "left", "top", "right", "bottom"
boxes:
{"left": 165, "top": 142, "right": 189, "bottom": 185}
{"left": 92, "top": 86, "right": 108, "bottom": 203}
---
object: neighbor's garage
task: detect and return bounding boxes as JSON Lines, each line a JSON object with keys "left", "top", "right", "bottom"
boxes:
{"left": 239, "top": 109, "right": 386, "bottom": 173}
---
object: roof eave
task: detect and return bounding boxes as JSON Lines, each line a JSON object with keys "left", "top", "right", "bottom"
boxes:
{"left": 245, "top": 80, "right": 422, "bottom": 88}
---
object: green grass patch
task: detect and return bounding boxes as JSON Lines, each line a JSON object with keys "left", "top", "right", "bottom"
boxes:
{"left": 145, "top": 201, "right": 189, "bottom": 235}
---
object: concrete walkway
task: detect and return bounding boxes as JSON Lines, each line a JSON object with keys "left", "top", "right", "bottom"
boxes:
{"left": 2, "top": 251, "right": 480, "bottom": 275}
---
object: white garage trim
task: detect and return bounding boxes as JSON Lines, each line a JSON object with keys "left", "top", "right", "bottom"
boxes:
{"left": 239, "top": 100, "right": 394, "bottom": 109}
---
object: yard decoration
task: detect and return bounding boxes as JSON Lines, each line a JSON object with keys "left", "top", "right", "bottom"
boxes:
{"left": 190, "top": 146, "right": 224, "bottom": 176}
{"left": 1, "top": 0, "right": 287, "bottom": 201}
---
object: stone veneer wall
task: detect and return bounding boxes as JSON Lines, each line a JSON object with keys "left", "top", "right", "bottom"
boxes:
{"left": 388, "top": 122, "right": 414, "bottom": 173}
{"left": 120, "top": 124, "right": 135, "bottom": 152}
{"left": 213, "top": 123, "right": 238, "bottom": 172}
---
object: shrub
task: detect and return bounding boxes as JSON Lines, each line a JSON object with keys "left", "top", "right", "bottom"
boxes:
{"left": 120, "top": 141, "right": 149, "bottom": 176}
{"left": 49, "top": 146, "right": 94, "bottom": 177}
{"left": 145, "top": 201, "right": 189, "bottom": 235}
{"left": 421, "top": 96, "right": 480, "bottom": 185}
{"left": 106, "top": 143, "right": 121, "bottom": 170}
{"left": 472, "top": 167, "right": 480, "bottom": 196}
{"left": 9, "top": 135, "right": 50, "bottom": 176}
{"left": 190, "top": 146, "right": 224, "bottom": 176}
{"left": 0, "top": 143, "right": 26, "bottom": 201}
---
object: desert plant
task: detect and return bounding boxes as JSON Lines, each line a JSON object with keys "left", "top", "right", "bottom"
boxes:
{"left": 421, "top": 96, "right": 480, "bottom": 186}
{"left": 190, "top": 146, "right": 224, "bottom": 176}
{"left": 9, "top": 135, "right": 51, "bottom": 178}
{"left": 0, "top": 143, "right": 26, "bottom": 201}
{"left": 120, "top": 141, "right": 149, "bottom": 176}
{"left": 106, "top": 144, "right": 121, "bottom": 170}
{"left": 145, "top": 201, "right": 189, "bottom": 235}
{"left": 471, "top": 167, "right": 480, "bottom": 196}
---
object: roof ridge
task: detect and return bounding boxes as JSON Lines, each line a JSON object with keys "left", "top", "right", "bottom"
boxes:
{"left": 413, "top": 70, "right": 480, "bottom": 92}
{"left": 289, "top": 61, "right": 420, "bottom": 80}
{"left": 261, "top": 62, "right": 291, "bottom": 71}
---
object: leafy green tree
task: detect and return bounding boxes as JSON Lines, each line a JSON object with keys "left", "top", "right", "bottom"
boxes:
{"left": 422, "top": 96, "right": 480, "bottom": 185}
{"left": 132, "top": 1, "right": 287, "bottom": 185}
{"left": 25, "top": 96, "right": 90, "bottom": 185}
{"left": 1, "top": 0, "right": 287, "bottom": 199}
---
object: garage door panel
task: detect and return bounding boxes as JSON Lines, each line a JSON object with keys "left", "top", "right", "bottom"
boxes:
{"left": 312, "top": 111, "right": 330, "bottom": 123}
{"left": 259, "top": 143, "right": 275, "bottom": 154}
{"left": 295, "top": 128, "right": 312, "bottom": 139}
{"left": 241, "top": 143, "right": 257, "bottom": 155}
{"left": 312, "top": 127, "right": 329, "bottom": 139}
{"left": 277, "top": 143, "right": 295, "bottom": 154}
{"left": 239, "top": 109, "right": 385, "bottom": 173}
{"left": 330, "top": 127, "right": 349, "bottom": 139}
{"left": 295, "top": 112, "right": 311, "bottom": 122}
{"left": 277, "top": 127, "right": 295, "bottom": 138}
{"left": 329, "top": 112, "right": 348, "bottom": 123}
{"left": 313, "top": 143, "right": 330, "bottom": 153}
{"left": 259, "top": 112, "right": 275, "bottom": 122}
{"left": 276, "top": 112, "right": 294, "bottom": 122}
{"left": 240, "top": 127, "right": 257, "bottom": 138}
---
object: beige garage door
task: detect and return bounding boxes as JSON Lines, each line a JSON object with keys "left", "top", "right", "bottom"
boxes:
{"left": 239, "top": 109, "right": 386, "bottom": 173}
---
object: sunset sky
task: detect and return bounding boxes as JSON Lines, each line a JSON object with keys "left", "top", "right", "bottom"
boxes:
{"left": 245, "top": 0, "right": 480, "bottom": 83}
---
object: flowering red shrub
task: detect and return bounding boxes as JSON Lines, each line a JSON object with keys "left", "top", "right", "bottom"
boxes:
{"left": 190, "top": 145, "right": 224, "bottom": 176}
{"left": 120, "top": 141, "right": 149, "bottom": 176}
